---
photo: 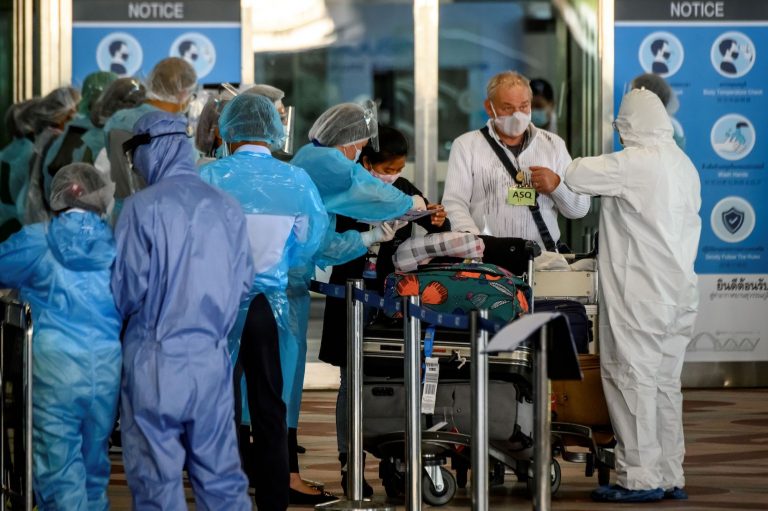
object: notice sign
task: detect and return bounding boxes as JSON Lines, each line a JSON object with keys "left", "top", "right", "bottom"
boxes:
{"left": 72, "top": 0, "right": 241, "bottom": 86}
{"left": 614, "top": 0, "right": 768, "bottom": 362}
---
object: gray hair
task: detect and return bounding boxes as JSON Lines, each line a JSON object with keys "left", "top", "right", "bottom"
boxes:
{"left": 486, "top": 71, "right": 532, "bottom": 101}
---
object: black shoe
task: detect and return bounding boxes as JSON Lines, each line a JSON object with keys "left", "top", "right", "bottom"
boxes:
{"left": 288, "top": 487, "right": 339, "bottom": 506}
{"left": 341, "top": 471, "right": 374, "bottom": 498}
{"left": 297, "top": 444, "right": 307, "bottom": 454}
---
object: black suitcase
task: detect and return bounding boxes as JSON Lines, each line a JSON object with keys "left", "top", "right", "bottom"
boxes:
{"left": 478, "top": 236, "right": 540, "bottom": 275}
{"left": 533, "top": 299, "right": 592, "bottom": 354}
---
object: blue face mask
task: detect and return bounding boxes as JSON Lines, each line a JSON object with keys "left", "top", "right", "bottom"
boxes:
{"left": 531, "top": 109, "right": 549, "bottom": 129}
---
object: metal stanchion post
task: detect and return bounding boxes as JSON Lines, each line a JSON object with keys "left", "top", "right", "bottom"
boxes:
{"left": 471, "top": 310, "right": 489, "bottom": 511}
{"left": 534, "top": 324, "right": 550, "bottom": 511}
{"left": 24, "top": 305, "right": 33, "bottom": 511}
{"left": 1, "top": 308, "right": 5, "bottom": 511}
{"left": 318, "top": 282, "right": 393, "bottom": 511}
{"left": 347, "top": 279, "right": 365, "bottom": 501}
{"left": 527, "top": 256, "right": 535, "bottom": 313}
{"left": 404, "top": 295, "right": 422, "bottom": 511}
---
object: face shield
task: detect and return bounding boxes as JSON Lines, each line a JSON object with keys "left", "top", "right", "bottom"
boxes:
{"left": 362, "top": 99, "right": 379, "bottom": 152}
{"left": 278, "top": 105, "right": 296, "bottom": 156}
{"left": 184, "top": 87, "right": 211, "bottom": 136}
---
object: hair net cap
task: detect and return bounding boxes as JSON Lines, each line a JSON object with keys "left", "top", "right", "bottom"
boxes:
{"left": 49, "top": 162, "right": 115, "bottom": 215}
{"left": 308, "top": 102, "right": 379, "bottom": 149}
{"left": 145, "top": 57, "right": 198, "bottom": 104}
{"left": 79, "top": 71, "right": 118, "bottom": 115}
{"left": 32, "top": 87, "right": 81, "bottom": 133}
{"left": 5, "top": 98, "right": 41, "bottom": 138}
{"left": 90, "top": 77, "right": 147, "bottom": 127}
{"left": 630, "top": 73, "right": 679, "bottom": 115}
{"left": 244, "top": 84, "right": 285, "bottom": 104}
{"left": 218, "top": 94, "right": 286, "bottom": 150}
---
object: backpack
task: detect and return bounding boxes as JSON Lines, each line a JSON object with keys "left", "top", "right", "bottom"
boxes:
{"left": 383, "top": 262, "right": 531, "bottom": 323}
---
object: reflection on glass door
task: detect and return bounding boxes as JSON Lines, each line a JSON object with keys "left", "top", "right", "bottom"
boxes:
{"left": 250, "top": 0, "right": 415, "bottom": 152}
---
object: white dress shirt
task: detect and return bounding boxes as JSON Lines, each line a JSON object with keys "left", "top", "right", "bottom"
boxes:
{"left": 442, "top": 120, "right": 590, "bottom": 248}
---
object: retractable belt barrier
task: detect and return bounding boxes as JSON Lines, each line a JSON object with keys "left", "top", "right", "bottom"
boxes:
{"left": 310, "top": 280, "right": 506, "bottom": 333}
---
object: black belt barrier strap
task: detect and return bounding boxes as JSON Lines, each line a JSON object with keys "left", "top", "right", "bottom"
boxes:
{"left": 310, "top": 280, "right": 507, "bottom": 333}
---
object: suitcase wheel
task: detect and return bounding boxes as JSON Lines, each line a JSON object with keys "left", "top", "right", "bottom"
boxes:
{"left": 422, "top": 467, "right": 457, "bottom": 506}
{"left": 526, "top": 459, "right": 561, "bottom": 497}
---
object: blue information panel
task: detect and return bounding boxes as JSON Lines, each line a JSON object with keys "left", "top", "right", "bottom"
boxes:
{"left": 614, "top": 3, "right": 767, "bottom": 275}
{"left": 615, "top": 1, "right": 768, "bottom": 363}
{"left": 72, "top": 0, "right": 241, "bottom": 86}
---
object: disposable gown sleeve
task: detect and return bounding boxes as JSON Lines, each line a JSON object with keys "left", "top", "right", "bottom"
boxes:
{"left": 547, "top": 139, "right": 591, "bottom": 219}
{"left": 323, "top": 163, "right": 412, "bottom": 222}
{"left": 284, "top": 180, "right": 329, "bottom": 270}
{"left": 564, "top": 152, "right": 628, "bottom": 199}
{"left": 0, "top": 225, "right": 47, "bottom": 288}
{"left": 110, "top": 200, "right": 151, "bottom": 319}
{"left": 294, "top": 146, "right": 412, "bottom": 222}
{"left": 313, "top": 215, "right": 367, "bottom": 270}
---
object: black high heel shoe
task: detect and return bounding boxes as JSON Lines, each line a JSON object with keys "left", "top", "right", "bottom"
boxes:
{"left": 288, "top": 487, "right": 339, "bottom": 506}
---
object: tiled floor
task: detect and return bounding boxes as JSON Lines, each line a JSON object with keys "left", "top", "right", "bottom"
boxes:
{"left": 107, "top": 388, "right": 768, "bottom": 510}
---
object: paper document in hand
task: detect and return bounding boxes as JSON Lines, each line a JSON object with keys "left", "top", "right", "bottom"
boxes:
{"left": 363, "top": 209, "right": 434, "bottom": 225}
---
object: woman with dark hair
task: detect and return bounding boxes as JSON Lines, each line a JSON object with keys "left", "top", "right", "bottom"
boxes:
{"left": 530, "top": 77, "right": 557, "bottom": 133}
{"left": 319, "top": 125, "right": 450, "bottom": 496}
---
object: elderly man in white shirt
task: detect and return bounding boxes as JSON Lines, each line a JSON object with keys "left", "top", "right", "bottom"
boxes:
{"left": 443, "top": 71, "right": 589, "bottom": 250}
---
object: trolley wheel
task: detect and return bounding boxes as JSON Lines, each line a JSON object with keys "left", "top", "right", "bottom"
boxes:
{"left": 526, "top": 459, "right": 561, "bottom": 497}
{"left": 422, "top": 467, "right": 457, "bottom": 506}
{"left": 383, "top": 476, "right": 404, "bottom": 499}
{"left": 455, "top": 466, "right": 468, "bottom": 489}
{"left": 597, "top": 464, "right": 611, "bottom": 486}
{"left": 491, "top": 461, "right": 506, "bottom": 486}
{"left": 380, "top": 458, "right": 405, "bottom": 499}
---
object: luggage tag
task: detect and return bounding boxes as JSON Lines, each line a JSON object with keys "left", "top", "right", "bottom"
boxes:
{"left": 421, "top": 327, "right": 440, "bottom": 415}
{"left": 362, "top": 251, "right": 377, "bottom": 279}
{"left": 507, "top": 167, "right": 536, "bottom": 206}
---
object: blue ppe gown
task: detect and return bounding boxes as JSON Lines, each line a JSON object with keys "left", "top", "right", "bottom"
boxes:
{"left": 199, "top": 147, "right": 328, "bottom": 425}
{"left": 280, "top": 143, "right": 413, "bottom": 428}
{"left": 0, "top": 210, "right": 122, "bottom": 511}
{"left": 0, "top": 137, "right": 35, "bottom": 241}
{"left": 111, "top": 111, "right": 254, "bottom": 511}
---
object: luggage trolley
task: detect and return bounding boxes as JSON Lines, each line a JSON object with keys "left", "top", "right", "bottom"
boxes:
{"left": 1, "top": 296, "right": 34, "bottom": 511}
{"left": 361, "top": 249, "right": 549, "bottom": 505}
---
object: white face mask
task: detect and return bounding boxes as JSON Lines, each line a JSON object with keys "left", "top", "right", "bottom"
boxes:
{"left": 371, "top": 169, "right": 401, "bottom": 184}
{"left": 491, "top": 104, "right": 530, "bottom": 137}
{"left": 342, "top": 143, "right": 362, "bottom": 161}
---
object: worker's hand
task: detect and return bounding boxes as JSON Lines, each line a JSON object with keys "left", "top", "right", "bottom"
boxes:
{"left": 361, "top": 221, "right": 400, "bottom": 246}
{"left": 411, "top": 195, "right": 427, "bottom": 211}
{"left": 428, "top": 203, "right": 447, "bottom": 227}
{"left": 529, "top": 166, "right": 561, "bottom": 195}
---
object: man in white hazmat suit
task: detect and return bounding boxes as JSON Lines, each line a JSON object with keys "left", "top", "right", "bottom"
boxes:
{"left": 563, "top": 89, "right": 701, "bottom": 503}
